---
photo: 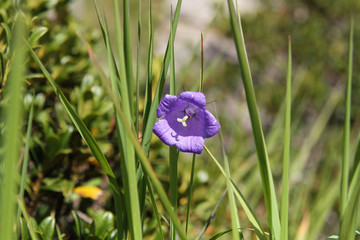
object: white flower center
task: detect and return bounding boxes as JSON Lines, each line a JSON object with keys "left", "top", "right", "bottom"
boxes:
{"left": 177, "top": 115, "right": 189, "bottom": 127}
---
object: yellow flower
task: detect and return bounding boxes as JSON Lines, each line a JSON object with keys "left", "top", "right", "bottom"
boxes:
{"left": 74, "top": 186, "right": 103, "bottom": 200}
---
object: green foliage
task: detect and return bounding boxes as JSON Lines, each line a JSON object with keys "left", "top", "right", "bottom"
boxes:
{"left": 1, "top": 0, "right": 360, "bottom": 239}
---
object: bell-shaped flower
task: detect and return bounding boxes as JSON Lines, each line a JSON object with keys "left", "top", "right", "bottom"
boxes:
{"left": 153, "top": 91, "right": 220, "bottom": 154}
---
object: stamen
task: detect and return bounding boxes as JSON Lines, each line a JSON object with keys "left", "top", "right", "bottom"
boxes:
{"left": 177, "top": 115, "right": 188, "bottom": 127}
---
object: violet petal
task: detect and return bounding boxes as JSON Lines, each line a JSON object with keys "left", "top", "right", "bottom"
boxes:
{"left": 157, "top": 94, "right": 178, "bottom": 118}
{"left": 204, "top": 110, "right": 220, "bottom": 138}
{"left": 178, "top": 91, "right": 206, "bottom": 109}
{"left": 176, "top": 135, "right": 205, "bottom": 154}
{"left": 153, "top": 118, "right": 177, "bottom": 146}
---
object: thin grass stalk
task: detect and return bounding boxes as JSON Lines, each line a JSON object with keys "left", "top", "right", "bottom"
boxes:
{"left": 199, "top": 33, "right": 204, "bottom": 92}
{"left": 135, "top": 0, "right": 141, "bottom": 136}
{"left": 185, "top": 33, "right": 204, "bottom": 235}
{"left": 146, "top": 178, "right": 165, "bottom": 240}
{"left": 226, "top": 1, "right": 280, "bottom": 238}
{"left": 280, "top": 36, "right": 292, "bottom": 240}
{"left": 220, "top": 132, "right": 242, "bottom": 240}
{"left": 0, "top": 14, "right": 26, "bottom": 240}
{"left": 340, "top": 16, "right": 353, "bottom": 217}
{"left": 142, "top": 0, "right": 153, "bottom": 129}
{"left": 17, "top": 97, "right": 34, "bottom": 223}
{"left": 185, "top": 154, "right": 196, "bottom": 234}
{"left": 122, "top": 0, "right": 134, "bottom": 115}
{"left": 194, "top": 191, "right": 227, "bottom": 240}
{"left": 339, "top": 16, "right": 357, "bottom": 240}
{"left": 17, "top": 197, "right": 39, "bottom": 240}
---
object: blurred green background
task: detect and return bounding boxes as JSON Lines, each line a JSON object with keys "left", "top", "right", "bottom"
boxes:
{"left": 0, "top": 0, "right": 359, "bottom": 239}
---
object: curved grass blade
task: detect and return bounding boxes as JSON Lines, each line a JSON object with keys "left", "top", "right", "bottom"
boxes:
{"left": 25, "top": 41, "right": 126, "bottom": 239}
{"left": 204, "top": 146, "right": 267, "bottom": 240}
{"left": 226, "top": 1, "right": 280, "bottom": 238}
{"left": 194, "top": 191, "right": 227, "bottom": 240}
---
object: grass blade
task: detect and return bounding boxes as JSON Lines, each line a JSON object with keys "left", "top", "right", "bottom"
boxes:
{"left": 185, "top": 154, "right": 196, "bottom": 234}
{"left": 226, "top": 0, "right": 280, "bottom": 238}
{"left": 141, "top": 0, "right": 183, "bottom": 155}
{"left": 25, "top": 40, "right": 127, "bottom": 239}
{"left": 340, "top": 16, "right": 353, "bottom": 217}
{"left": 339, "top": 16, "right": 356, "bottom": 240}
{"left": 0, "top": 14, "right": 27, "bottom": 240}
{"left": 204, "top": 146, "right": 267, "bottom": 240}
{"left": 169, "top": 7, "right": 179, "bottom": 239}
{"left": 17, "top": 197, "right": 39, "bottom": 240}
{"left": 280, "top": 36, "right": 292, "bottom": 240}
{"left": 17, "top": 94, "right": 35, "bottom": 222}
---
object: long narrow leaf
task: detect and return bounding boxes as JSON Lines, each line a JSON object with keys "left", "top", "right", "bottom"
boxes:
{"left": 280, "top": 36, "right": 292, "bottom": 240}
{"left": 25, "top": 41, "right": 126, "bottom": 238}
{"left": 204, "top": 146, "right": 267, "bottom": 240}
{"left": 226, "top": 0, "right": 280, "bottom": 238}
{"left": 1, "top": 15, "right": 26, "bottom": 240}
{"left": 340, "top": 16, "right": 353, "bottom": 216}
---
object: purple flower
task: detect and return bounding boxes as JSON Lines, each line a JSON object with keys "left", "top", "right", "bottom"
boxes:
{"left": 153, "top": 91, "right": 220, "bottom": 154}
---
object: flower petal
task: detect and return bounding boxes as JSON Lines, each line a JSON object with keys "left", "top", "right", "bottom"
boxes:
{"left": 204, "top": 110, "right": 220, "bottom": 138}
{"left": 153, "top": 118, "right": 177, "bottom": 146}
{"left": 178, "top": 91, "right": 206, "bottom": 109}
{"left": 176, "top": 135, "right": 205, "bottom": 154}
{"left": 157, "top": 94, "right": 178, "bottom": 118}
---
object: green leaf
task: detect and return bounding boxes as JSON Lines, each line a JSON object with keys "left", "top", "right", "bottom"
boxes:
{"left": 20, "top": 218, "right": 30, "bottom": 240}
{"left": 90, "top": 210, "right": 115, "bottom": 237}
{"left": 280, "top": 37, "right": 292, "bottom": 240}
{"left": 72, "top": 211, "right": 84, "bottom": 240}
{"left": 27, "top": 26, "right": 48, "bottom": 46}
{"left": 39, "top": 216, "right": 55, "bottom": 240}
{"left": 226, "top": 1, "right": 280, "bottom": 238}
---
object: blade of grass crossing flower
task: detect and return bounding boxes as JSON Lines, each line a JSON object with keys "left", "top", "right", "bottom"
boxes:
{"left": 141, "top": 0, "right": 182, "bottom": 155}
{"left": 280, "top": 36, "right": 292, "bottom": 240}
{"left": 0, "top": 16, "right": 26, "bottom": 240}
{"left": 169, "top": 8, "right": 179, "bottom": 239}
{"left": 340, "top": 16, "right": 353, "bottom": 217}
{"left": 204, "top": 146, "right": 267, "bottom": 240}
{"left": 26, "top": 41, "right": 127, "bottom": 240}
{"left": 226, "top": 1, "right": 280, "bottom": 238}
